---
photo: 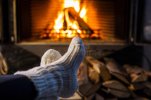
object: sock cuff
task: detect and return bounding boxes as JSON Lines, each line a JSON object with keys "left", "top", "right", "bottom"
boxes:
{"left": 31, "top": 73, "right": 58, "bottom": 99}
{"left": 15, "top": 68, "right": 63, "bottom": 99}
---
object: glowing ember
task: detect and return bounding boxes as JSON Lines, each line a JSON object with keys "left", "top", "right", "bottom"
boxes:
{"left": 53, "top": 0, "right": 87, "bottom": 38}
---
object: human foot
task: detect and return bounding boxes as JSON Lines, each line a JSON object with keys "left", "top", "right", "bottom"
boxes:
{"left": 40, "top": 49, "right": 62, "bottom": 67}
{"left": 15, "top": 37, "right": 86, "bottom": 99}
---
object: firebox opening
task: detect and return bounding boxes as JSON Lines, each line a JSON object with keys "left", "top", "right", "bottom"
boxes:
{"left": 16, "top": 0, "right": 130, "bottom": 44}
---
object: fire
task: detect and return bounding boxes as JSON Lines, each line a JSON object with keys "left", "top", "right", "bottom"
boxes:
{"left": 53, "top": 0, "right": 87, "bottom": 38}
{"left": 80, "top": 7, "right": 87, "bottom": 21}
{"left": 64, "top": 0, "right": 80, "bottom": 12}
{"left": 54, "top": 12, "right": 64, "bottom": 32}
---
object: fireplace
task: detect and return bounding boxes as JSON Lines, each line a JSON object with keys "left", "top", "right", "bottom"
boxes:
{"left": 1, "top": 1, "right": 151, "bottom": 99}
{"left": 0, "top": 0, "right": 133, "bottom": 44}
{"left": 0, "top": 0, "right": 150, "bottom": 71}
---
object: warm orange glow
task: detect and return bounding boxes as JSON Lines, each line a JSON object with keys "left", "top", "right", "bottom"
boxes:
{"left": 54, "top": 12, "right": 64, "bottom": 32}
{"left": 80, "top": 7, "right": 87, "bottom": 21}
{"left": 64, "top": 0, "right": 80, "bottom": 12}
{"left": 53, "top": 0, "right": 87, "bottom": 38}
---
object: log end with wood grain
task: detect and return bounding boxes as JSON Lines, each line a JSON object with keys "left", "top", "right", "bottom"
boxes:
{"left": 77, "top": 56, "right": 151, "bottom": 100}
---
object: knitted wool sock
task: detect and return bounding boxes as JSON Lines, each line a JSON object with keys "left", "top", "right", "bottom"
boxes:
{"left": 40, "top": 49, "right": 62, "bottom": 100}
{"left": 40, "top": 49, "right": 62, "bottom": 67}
{"left": 15, "top": 37, "right": 86, "bottom": 99}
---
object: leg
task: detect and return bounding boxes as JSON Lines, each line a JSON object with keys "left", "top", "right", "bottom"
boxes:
{"left": 0, "top": 75, "right": 37, "bottom": 100}
{"left": 15, "top": 37, "right": 86, "bottom": 99}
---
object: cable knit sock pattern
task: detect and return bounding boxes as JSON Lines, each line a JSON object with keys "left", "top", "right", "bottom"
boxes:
{"left": 14, "top": 37, "right": 86, "bottom": 99}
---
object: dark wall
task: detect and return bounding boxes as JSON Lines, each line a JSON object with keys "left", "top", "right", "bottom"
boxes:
{"left": 16, "top": 0, "right": 31, "bottom": 42}
{"left": 143, "top": 45, "right": 151, "bottom": 70}
{"left": 1, "top": 0, "right": 11, "bottom": 43}
{"left": 143, "top": 0, "right": 151, "bottom": 42}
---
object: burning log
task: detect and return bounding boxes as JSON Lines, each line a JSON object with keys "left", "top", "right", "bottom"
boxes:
{"left": 65, "top": 7, "right": 94, "bottom": 34}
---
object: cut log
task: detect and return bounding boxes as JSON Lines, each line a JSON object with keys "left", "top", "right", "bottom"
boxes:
{"left": 79, "top": 82, "right": 101, "bottom": 97}
{"left": 131, "top": 72, "right": 148, "bottom": 83}
{"left": 86, "top": 56, "right": 111, "bottom": 81}
{"left": 143, "top": 88, "right": 151, "bottom": 97}
{"left": 95, "top": 93, "right": 104, "bottom": 100}
{"left": 129, "top": 83, "right": 146, "bottom": 90}
{"left": 102, "top": 80, "right": 129, "bottom": 92}
{"left": 133, "top": 97, "right": 150, "bottom": 100}
{"left": 105, "top": 59, "right": 127, "bottom": 76}
{"left": 123, "top": 64, "right": 143, "bottom": 74}
{"left": 107, "top": 88, "right": 130, "bottom": 98}
{"left": 0, "top": 52, "right": 8, "bottom": 75}
{"left": 85, "top": 94, "right": 95, "bottom": 100}
{"left": 144, "top": 70, "right": 151, "bottom": 78}
{"left": 88, "top": 66, "right": 100, "bottom": 84}
{"left": 124, "top": 64, "right": 151, "bottom": 81}
{"left": 78, "top": 56, "right": 151, "bottom": 99}
{"left": 102, "top": 80, "right": 130, "bottom": 98}
{"left": 65, "top": 7, "right": 93, "bottom": 34}
{"left": 111, "top": 72, "right": 130, "bottom": 85}
{"left": 77, "top": 62, "right": 89, "bottom": 85}
{"left": 143, "top": 82, "right": 151, "bottom": 96}
{"left": 143, "top": 81, "right": 151, "bottom": 89}
{"left": 106, "top": 98, "right": 118, "bottom": 100}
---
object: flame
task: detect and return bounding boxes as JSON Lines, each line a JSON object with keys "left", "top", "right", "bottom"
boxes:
{"left": 53, "top": 0, "right": 87, "bottom": 38}
{"left": 64, "top": 0, "right": 80, "bottom": 12}
{"left": 80, "top": 7, "right": 87, "bottom": 21}
{"left": 54, "top": 12, "right": 64, "bottom": 32}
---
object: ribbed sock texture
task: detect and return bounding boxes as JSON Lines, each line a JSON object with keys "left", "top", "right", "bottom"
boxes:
{"left": 40, "top": 49, "right": 62, "bottom": 100}
{"left": 14, "top": 37, "right": 86, "bottom": 99}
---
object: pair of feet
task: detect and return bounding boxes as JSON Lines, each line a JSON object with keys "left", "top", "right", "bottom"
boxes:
{"left": 15, "top": 37, "right": 86, "bottom": 99}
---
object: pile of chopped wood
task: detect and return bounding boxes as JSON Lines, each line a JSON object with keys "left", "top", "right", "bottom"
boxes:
{"left": 0, "top": 52, "right": 8, "bottom": 75}
{"left": 77, "top": 56, "right": 151, "bottom": 100}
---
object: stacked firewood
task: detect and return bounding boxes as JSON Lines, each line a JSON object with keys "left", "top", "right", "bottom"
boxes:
{"left": 77, "top": 56, "right": 151, "bottom": 100}
{"left": 0, "top": 52, "right": 8, "bottom": 75}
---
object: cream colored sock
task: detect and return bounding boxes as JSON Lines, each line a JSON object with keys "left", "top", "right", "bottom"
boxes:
{"left": 15, "top": 37, "right": 86, "bottom": 99}
{"left": 41, "top": 49, "right": 62, "bottom": 100}
{"left": 40, "top": 49, "right": 62, "bottom": 67}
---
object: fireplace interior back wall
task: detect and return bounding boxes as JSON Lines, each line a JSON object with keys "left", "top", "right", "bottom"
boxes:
{"left": 16, "top": 0, "right": 130, "bottom": 44}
